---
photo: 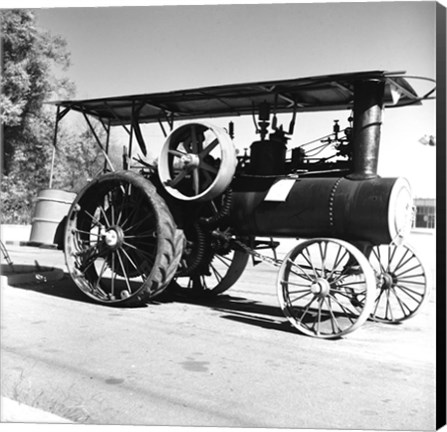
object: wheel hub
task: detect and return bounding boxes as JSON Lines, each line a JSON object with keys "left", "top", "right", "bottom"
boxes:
{"left": 310, "top": 278, "right": 331, "bottom": 297}
{"left": 381, "top": 273, "right": 395, "bottom": 290}
{"left": 103, "top": 227, "right": 124, "bottom": 250}
{"left": 181, "top": 153, "right": 200, "bottom": 169}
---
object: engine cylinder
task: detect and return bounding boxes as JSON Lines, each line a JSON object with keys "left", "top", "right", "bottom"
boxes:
{"left": 249, "top": 139, "right": 287, "bottom": 175}
{"left": 229, "top": 176, "right": 413, "bottom": 245}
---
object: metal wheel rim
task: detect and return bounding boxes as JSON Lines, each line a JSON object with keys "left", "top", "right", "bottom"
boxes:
{"left": 277, "top": 238, "right": 376, "bottom": 339}
{"left": 369, "top": 242, "right": 430, "bottom": 322}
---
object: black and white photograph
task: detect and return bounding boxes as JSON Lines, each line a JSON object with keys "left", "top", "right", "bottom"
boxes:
{"left": 0, "top": 1, "right": 444, "bottom": 430}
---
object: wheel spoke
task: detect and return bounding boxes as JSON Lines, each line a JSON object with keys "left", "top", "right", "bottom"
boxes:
{"left": 385, "top": 289, "right": 394, "bottom": 321}
{"left": 395, "top": 276, "right": 425, "bottom": 285}
{"left": 288, "top": 289, "right": 313, "bottom": 303}
{"left": 393, "top": 248, "right": 412, "bottom": 272}
{"left": 77, "top": 244, "right": 106, "bottom": 272}
{"left": 121, "top": 247, "right": 143, "bottom": 275}
{"left": 327, "top": 296, "right": 342, "bottom": 334}
{"left": 329, "top": 294, "right": 356, "bottom": 324}
{"left": 192, "top": 169, "right": 200, "bottom": 195}
{"left": 391, "top": 285, "right": 412, "bottom": 317}
{"left": 169, "top": 168, "right": 189, "bottom": 187}
{"left": 199, "top": 138, "right": 220, "bottom": 158}
{"left": 124, "top": 212, "right": 155, "bottom": 233}
{"left": 110, "top": 252, "right": 116, "bottom": 298}
{"left": 200, "top": 161, "right": 218, "bottom": 174}
{"left": 215, "top": 254, "right": 232, "bottom": 267}
{"left": 395, "top": 284, "right": 424, "bottom": 301}
{"left": 168, "top": 149, "right": 187, "bottom": 157}
{"left": 287, "top": 259, "right": 314, "bottom": 282}
{"left": 373, "top": 288, "right": 387, "bottom": 317}
{"left": 329, "top": 246, "right": 348, "bottom": 279}
{"left": 387, "top": 244, "right": 399, "bottom": 271}
{"left": 73, "top": 228, "right": 102, "bottom": 237}
{"left": 318, "top": 241, "right": 327, "bottom": 277}
{"left": 313, "top": 298, "right": 324, "bottom": 335}
{"left": 297, "top": 295, "right": 317, "bottom": 324}
{"left": 283, "top": 280, "right": 312, "bottom": 288}
{"left": 209, "top": 262, "right": 223, "bottom": 283}
{"left": 372, "top": 248, "right": 387, "bottom": 274}
{"left": 107, "top": 191, "right": 116, "bottom": 226}
{"left": 119, "top": 204, "right": 140, "bottom": 231}
{"left": 83, "top": 209, "right": 104, "bottom": 229}
{"left": 94, "top": 259, "right": 108, "bottom": 292}
{"left": 116, "top": 249, "right": 133, "bottom": 295}
{"left": 302, "top": 247, "right": 319, "bottom": 278}
{"left": 394, "top": 263, "right": 422, "bottom": 278}
{"left": 191, "top": 125, "right": 199, "bottom": 153}
{"left": 98, "top": 203, "right": 111, "bottom": 228}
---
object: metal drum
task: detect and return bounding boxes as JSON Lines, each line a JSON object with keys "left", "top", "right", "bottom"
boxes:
{"left": 29, "top": 189, "right": 76, "bottom": 246}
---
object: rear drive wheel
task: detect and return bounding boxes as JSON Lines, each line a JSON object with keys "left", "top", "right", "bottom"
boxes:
{"left": 64, "top": 171, "right": 184, "bottom": 306}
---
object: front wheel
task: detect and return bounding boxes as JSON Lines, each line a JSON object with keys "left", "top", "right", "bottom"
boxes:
{"left": 368, "top": 242, "right": 430, "bottom": 322}
{"left": 277, "top": 238, "right": 376, "bottom": 339}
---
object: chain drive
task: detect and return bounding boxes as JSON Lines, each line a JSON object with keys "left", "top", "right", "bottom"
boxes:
{"left": 211, "top": 230, "right": 284, "bottom": 268}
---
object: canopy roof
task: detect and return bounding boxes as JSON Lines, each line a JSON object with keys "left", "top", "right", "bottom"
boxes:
{"left": 53, "top": 70, "right": 423, "bottom": 126}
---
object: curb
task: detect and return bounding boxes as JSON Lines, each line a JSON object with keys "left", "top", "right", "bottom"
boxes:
{"left": 1, "top": 397, "right": 73, "bottom": 423}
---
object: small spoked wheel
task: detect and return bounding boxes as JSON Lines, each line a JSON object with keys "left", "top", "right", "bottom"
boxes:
{"left": 158, "top": 121, "right": 237, "bottom": 202}
{"left": 64, "top": 171, "right": 183, "bottom": 306}
{"left": 277, "top": 238, "right": 376, "bottom": 339}
{"left": 368, "top": 242, "right": 430, "bottom": 322}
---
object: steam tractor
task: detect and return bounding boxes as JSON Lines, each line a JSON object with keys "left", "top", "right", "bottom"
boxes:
{"left": 52, "top": 70, "right": 435, "bottom": 338}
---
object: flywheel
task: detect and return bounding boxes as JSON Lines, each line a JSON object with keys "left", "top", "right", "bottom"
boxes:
{"left": 158, "top": 121, "right": 237, "bottom": 202}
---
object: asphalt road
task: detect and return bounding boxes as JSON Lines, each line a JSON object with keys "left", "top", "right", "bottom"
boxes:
{"left": 1, "top": 244, "right": 436, "bottom": 429}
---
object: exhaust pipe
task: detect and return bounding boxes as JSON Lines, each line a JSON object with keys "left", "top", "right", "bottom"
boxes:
{"left": 348, "top": 79, "right": 385, "bottom": 180}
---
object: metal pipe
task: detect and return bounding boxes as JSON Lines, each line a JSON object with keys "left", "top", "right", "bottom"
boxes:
{"left": 347, "top": 79, "right": 385, "bottom": 180}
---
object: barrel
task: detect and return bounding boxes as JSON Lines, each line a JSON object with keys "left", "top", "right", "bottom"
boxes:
{"left": 29, "top": 189, "right": 76, "bottom": 246}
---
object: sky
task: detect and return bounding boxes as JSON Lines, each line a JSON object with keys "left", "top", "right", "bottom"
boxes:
{"left": 22, "top": 1, "right": 438, "bottom": 197}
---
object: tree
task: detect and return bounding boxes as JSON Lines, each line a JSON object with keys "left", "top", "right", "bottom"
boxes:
{"left": 1, "top": 10, "right": 73, "bottom": 170}
{"left": 1, "top": 10, "right": 103, "bottom": 223}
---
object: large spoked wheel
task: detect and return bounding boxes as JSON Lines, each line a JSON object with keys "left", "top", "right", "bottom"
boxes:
{"left": 368, "top": 242, "right": 430, "bottom": 323}
{"left": 175, "top": 250, "right": 249, "bottom": 296}
{"left": 158, "top": 121, "right": 237, "bottom": 202}
{"left": 64, "top": 171, "right": 184, "bottom": 306}
{"left": 277, "top": 238, "right": 376, "bottom": 339}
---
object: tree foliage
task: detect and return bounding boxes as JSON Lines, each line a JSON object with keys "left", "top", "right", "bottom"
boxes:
{"left": 1, "top": 9, "right": 103, "bottom": 224}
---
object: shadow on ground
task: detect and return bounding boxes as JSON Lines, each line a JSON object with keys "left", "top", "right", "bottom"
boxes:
{"left": 2, "top": 265, "right": 296, "bottom": 334}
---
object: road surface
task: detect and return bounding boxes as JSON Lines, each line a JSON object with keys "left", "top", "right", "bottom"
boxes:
{"left": 1, "top": 244, "right": 436, "bottom": 429}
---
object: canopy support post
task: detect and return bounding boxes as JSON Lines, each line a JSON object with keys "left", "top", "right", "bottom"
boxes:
{"left": 49, "top": 105, "right": 61, "bottom": 188}
{"left": 82, "top": 112, "right": 115, "bottom": 172}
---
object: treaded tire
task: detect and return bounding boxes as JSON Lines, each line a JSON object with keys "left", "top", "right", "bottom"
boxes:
{"left": 64, "top": 170, "right": 184, "bottom": 306}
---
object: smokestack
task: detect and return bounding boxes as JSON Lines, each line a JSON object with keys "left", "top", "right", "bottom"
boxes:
{"left": 348, "top": 79, "right": 385, "bottom": 180}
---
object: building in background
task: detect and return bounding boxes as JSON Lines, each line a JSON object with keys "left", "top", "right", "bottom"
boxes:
{"left": 413, "top": 198, "right": 436, "bottom": 230}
